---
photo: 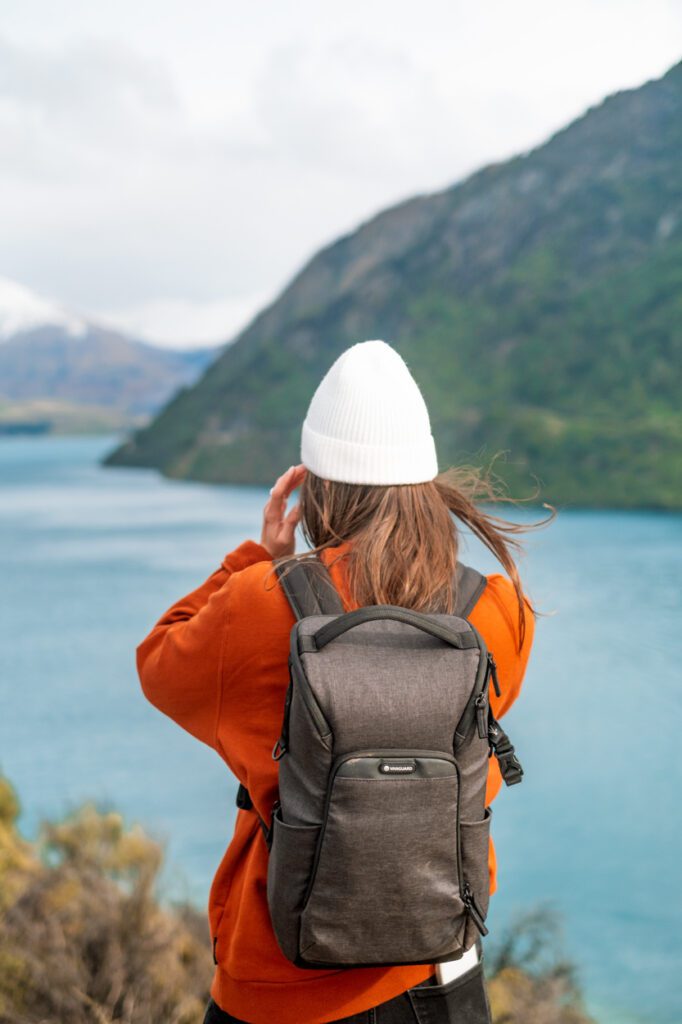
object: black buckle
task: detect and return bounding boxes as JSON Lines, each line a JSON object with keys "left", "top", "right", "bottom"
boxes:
{"left": 259, "top": 800, "right": 280, "bottom": 851}
{"left": 497, "top": 749, "right": 524, "bottom": 786}
{"left": 236, "top": 783, "right": 253, "bottom": 811}
{"left": 488, "top": 716, "right": 524, "bottom": 786}
{"left": 258, "top": 817, "right": 271, "bottom": 849}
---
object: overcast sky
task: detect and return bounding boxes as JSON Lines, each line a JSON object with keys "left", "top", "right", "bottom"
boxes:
{"left": 1, "top": 1, "right": 681, "bottom": 348}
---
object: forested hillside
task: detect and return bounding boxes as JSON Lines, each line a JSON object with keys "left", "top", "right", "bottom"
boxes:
{"left": 107, "top": 62, "right": 682, "bottom": 507}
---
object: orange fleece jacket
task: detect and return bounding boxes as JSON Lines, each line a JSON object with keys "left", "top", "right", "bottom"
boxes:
{"left": 137, "top": 539, "right": 534, "bottom": 1024}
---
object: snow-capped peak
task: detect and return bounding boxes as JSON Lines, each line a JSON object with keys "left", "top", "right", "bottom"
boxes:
{"left": 0, "top": 276, "right": 87, "bottom": 341}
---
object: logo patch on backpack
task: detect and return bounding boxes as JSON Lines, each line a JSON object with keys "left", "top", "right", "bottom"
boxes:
{"left": 379, "top": 759, "right": 417, "bottom": 774}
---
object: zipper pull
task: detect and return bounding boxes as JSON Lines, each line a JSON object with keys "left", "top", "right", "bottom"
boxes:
{"left": 272, "top": 676, "right": 293, "bottom": 760}
{"left": 487, "top": 653, "right": 501, "bottom": 698}
{"left": 475, "top": 692, "right": 488, "bottom": 739}
{"left": 461, "top": 881, "right": 489, "bottom": 937}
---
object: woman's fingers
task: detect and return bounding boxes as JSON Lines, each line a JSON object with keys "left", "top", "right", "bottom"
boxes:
{"left": 261, "top": 464, "right": 306, "bottom": 556}
{"left": 264, "top": 466, "right": 294, "bottom": 521}
{"left": 285, "top": 500, "right": 302, "bottom": 528}
{"left": 267, "top": 465, "right": 304, "bottom": 507}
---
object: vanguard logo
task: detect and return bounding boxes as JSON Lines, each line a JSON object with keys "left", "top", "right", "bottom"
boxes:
{"left": 380, "top": 761, "right": 416, "bottom": 774}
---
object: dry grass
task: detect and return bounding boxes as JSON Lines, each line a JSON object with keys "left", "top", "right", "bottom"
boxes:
{"left": 0, "top": 778, "right": 212, "bottom": 1023}
{"left": 487, "top": 908, "right": 595, "bottom": 1024}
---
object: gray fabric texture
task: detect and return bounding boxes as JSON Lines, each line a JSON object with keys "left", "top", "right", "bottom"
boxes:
{"left": 300, "top": 770, "right": 464, "bottom": 963}
{"left": 453, "top": 563, "right": 488, "bottom": 619}
{"left": 298, "top": 617, "right": 480, "bottom": 755}
{"left": 266, "top": 807, "right": 321, "bottom": 962}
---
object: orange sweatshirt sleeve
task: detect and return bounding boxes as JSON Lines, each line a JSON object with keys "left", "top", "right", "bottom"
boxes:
{"left": 136, "top": 539, "right": 271, "bottom": 749}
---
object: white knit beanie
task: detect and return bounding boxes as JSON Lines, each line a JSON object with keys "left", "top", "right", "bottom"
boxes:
{"left": 300, "top": 339, "right": 438, "bottom": 485}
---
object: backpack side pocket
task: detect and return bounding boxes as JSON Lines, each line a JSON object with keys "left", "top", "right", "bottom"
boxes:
{"left": 266, "top": 807, "right": 321, "bottom": 962}
{"left": 459, "top": 806, "right": 492, "bottom": 948}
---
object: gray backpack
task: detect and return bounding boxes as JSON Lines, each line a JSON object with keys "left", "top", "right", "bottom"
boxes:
{"left": 235, "top": 556, "right": 523, "bottom": 969}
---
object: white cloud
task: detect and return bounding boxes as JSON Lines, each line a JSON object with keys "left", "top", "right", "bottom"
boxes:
{"left": 253, "top": 39, "right": 448, "bottom": 176}
{"left": 0, "top": 35, "right": 178, "bottom": 182}
{"left": 0, "top": 274, "right": 85, "bottom": 340}
{"left": 0, "top": 1, "right": 680, "bottom": 346}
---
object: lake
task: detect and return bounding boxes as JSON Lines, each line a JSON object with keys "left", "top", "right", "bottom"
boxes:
{"left": 0, "top": 435, "right": 679, "bottom": 1024}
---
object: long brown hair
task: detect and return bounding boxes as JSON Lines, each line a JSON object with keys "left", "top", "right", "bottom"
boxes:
{"left": 270, "top": 463, "right": 554, "bottom": 652}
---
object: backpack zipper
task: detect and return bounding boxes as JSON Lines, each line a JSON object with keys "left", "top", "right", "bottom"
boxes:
{"left": 452, "top": 625, "right": 489, "bottom": 749}
{"left": 474, "top": 690, "right": 488, "bottom": 739}
{"left": 457, "top": 648, "right": 503, "bottom": 746}
{"left": 272, "top": 673, "right": 293, "bottom": 760}
{"left": 288, "top": 645, "right": 331, "bottom": 739}
{"left": 487, "top": 653, "right": 501, "bottom": 698}
{"left": 461, "top": 880, "right": 489, "bottom": 937}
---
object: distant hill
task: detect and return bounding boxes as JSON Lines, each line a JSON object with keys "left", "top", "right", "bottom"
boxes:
{"left": 0, "top": 277, "right": 220, "bottom": 426}
{"left": 106, "top": 62, "right": 682, "bottom": 507}
{"left": 0, "top": 397, "right": 146, "bottom": 436}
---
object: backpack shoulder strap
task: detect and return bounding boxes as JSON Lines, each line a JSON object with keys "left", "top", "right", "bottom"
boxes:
{"left": 236, "top": 555, "right": 343, "bottom": 839}
{"left": 453, "top": 561, "right": 487, "bottom": 618}
{"left": 274, "top": 555, "right": 344, "bottom": 620}
{"left": 275, "top": 556, "right": 486, "bottom": 621}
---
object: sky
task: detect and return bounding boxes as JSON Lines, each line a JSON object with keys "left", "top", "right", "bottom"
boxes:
{"left": 1, "top": 1, "right": 681, "bottom": 349}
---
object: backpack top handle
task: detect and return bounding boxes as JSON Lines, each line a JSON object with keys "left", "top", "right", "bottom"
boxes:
{"left": 302, "top": 605, "right": 480, "bottom": 653}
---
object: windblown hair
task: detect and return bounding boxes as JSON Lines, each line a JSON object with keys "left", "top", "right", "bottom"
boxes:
{"left": 271, "top": 464, "right": 554, "bottom": 652}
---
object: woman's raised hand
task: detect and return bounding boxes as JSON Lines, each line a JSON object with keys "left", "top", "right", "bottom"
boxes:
{"left": 260, "top": 464, "right": 307, "bottom": 558}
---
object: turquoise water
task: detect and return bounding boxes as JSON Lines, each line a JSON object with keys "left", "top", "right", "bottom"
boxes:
{"left": 0, "top": 435, "right": 679, "bottom": 1024}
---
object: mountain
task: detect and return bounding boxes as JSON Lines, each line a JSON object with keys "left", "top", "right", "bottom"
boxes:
{"left": 106, "top": 62, "right": 682, "bottom": 507}
{"left": 0, "top": 277, "right": 220, "bottom": 425}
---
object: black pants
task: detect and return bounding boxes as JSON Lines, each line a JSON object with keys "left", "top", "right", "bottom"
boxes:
{"left": 203, "top": 962, "right": 491, "bottom": 1024}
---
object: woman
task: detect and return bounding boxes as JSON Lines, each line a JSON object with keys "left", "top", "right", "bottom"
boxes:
{"left": 137, "top": 340, "right": 543, "bottom": 1024}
